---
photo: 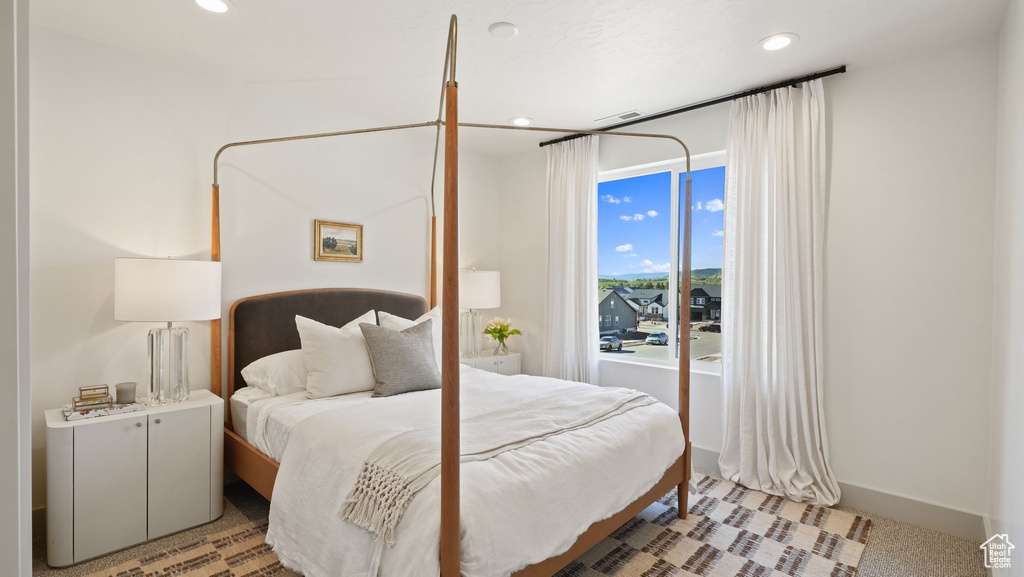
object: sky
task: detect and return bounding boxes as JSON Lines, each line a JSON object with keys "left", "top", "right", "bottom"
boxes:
{"left": 597, "top": 166, "right": 725, "bottom": 277}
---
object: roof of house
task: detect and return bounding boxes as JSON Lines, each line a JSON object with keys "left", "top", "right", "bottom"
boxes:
{"left": 600, "top": 289, "right": 641, "bottom": 312}
{"left": 625, "top": 289, "right": 666, "bottom": 304}
{"left": 692, "top": 284, "right": 722, "bottom": 298}
{"left": 610, "top": 284, "right": 633, "bottom": 296}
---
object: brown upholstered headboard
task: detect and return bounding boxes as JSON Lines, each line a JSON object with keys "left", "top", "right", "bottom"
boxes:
{"left": 228, "top": 288, "right": 427, "bottom": 397}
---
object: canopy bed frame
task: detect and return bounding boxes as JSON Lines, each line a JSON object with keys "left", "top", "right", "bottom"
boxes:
{"left": 210, "top": 15, "right": 694, "bottom": 577}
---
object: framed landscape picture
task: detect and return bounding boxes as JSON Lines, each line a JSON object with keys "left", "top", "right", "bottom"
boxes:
{"left": 314, "top": 220, "right": 363, "bottom": 262}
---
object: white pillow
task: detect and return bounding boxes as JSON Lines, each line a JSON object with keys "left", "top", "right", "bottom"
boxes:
{"left": 296, "top": 310, "right": 377, "bottom": 398}
{"left": 239, "top": 349, "right": 307, "bottom": 396}
{"left": 378, "top": 307, "right": 442, "bottom": 371}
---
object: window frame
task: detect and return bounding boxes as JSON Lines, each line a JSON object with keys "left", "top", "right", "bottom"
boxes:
{"left": 598, "top": 150, "right": 726, "bottom": 374}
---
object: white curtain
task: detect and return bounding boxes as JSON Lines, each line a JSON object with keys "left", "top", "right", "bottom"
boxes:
{"left": 719, "top": 79, "right": 841, "bottom": 506}
{"left": 543, "top": 136, "right": 599, "bottom": 383}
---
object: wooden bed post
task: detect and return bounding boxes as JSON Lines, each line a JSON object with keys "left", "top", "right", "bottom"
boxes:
{"left": 439, "top": 45, "right": 461, "bottom": 577}
{"left": 678, "top": 174, "right": 692, "bottom": 519}
{"left": 211, "top": 183, "right": 222, "bottom": 399}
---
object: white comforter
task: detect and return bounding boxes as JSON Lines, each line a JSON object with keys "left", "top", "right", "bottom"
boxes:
{"left": 258, "top": 366, "right": 684, "bottom": 577}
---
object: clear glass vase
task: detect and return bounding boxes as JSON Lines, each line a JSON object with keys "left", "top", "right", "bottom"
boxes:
{"left": 493, "top": 340, "right": 508, "bottom": 356}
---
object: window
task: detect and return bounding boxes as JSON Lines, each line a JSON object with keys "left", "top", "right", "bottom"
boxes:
{"left": 611, "top": 299, "right": 615, "bottom": 308}
{"left": 614, "top": 316, "right": 619, "bottom": 323}
{"left": 598, "top": 152, "right": 726, "bottom": 365}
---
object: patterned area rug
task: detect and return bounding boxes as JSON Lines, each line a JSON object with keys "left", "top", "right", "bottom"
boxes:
{"left": 85, "top": 475, "right": 871, "bottom": 577}
{"left": 85, "top": 521, "right": 297, "bottom": 577}
{"left": 557, "top": 475, "right": 872, "bottom": 577}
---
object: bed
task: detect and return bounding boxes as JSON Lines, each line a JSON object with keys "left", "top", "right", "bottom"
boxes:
{"left": 220, "top": 288, "right": 688, "bottom": 577}
{"left": 211, "top": 16, "right": 694, "bottom": 576}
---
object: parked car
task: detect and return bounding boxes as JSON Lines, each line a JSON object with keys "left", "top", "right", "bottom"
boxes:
{"left": 645, "top": 332, "right": 668, "bottom": 345}
{"left": 599, "top": 336, "right": 623, "bottom": 351}
{"left": 699, "top": 322, "right": 721, "bottom": 333}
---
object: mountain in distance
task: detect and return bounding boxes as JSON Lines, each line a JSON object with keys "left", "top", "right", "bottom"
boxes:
{"left": 599, "top": 268, "right": 722, "bottom": 283}
{"left": 600, "top": 273, "right": 669, "bottom": 281}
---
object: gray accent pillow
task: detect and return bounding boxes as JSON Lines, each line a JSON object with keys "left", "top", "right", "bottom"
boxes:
{"left": 359, "top": 319, "right": 442, "bottom": 397}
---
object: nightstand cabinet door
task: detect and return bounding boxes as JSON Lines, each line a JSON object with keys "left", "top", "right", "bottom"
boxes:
{"left": 73, "top": 415, "right": 148, "bottom": 562}
{"left": 148, "top": 406, "right": 212, "bottom": 539}
{"left": 497, "top": 355, "right": 520, "bottom": 375}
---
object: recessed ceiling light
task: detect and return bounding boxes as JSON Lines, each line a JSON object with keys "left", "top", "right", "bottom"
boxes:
{"left": 196, "top": 0, "right": 229, "bottom": 13}
{"left": 759, "top": 33, "right": 799, "bottom": 51}
{"left": 489, "top": 22, "right": 519, "bottom": 39}
{"left": 509, "top": 117, "right": 532, "bottom": 126}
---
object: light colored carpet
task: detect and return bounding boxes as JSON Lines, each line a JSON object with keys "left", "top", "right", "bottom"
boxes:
{"left": 33, "top": 476, "right": 986, "bottom": 577}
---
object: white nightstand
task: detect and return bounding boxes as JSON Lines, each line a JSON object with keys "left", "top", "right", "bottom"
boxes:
{"left": 45, "top": 389, "right": 224, "bottom": 567}
{"left": 464, "top": 352, "right": 521, "bottom": 375}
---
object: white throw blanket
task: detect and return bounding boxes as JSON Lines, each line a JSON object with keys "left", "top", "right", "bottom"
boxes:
{"left": 264, "top": 367, "right": 685, "bottom": 577}
{"left": 341, "top": 383, "right": 655, "bottom": 545}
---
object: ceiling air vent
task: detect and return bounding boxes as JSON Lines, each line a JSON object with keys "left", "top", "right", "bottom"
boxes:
{"left": 595, "top": 110, "right": 643, "bottom": 123}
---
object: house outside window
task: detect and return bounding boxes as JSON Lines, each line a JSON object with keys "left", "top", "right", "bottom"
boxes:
{"left": 597, "top": 152, "right": 726, "bottom": 366}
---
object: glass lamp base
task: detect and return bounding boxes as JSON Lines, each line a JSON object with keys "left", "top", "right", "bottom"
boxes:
{"left": 460, "top": 309, "right": 483, "bottom": 358}
{"left": 147, "top": 325, "right": 190, "bottom": 404}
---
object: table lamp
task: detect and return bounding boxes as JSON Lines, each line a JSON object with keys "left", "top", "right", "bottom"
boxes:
{"left": 114, "top": 258, "right": 222, "bottom": 404}
{"left": 459, "top": 269, "right": 500, "bottom": 357}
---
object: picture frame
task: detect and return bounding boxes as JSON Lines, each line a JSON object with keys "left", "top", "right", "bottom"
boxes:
{"left": 314, "top": 220, "right": 363, "bottom": 262}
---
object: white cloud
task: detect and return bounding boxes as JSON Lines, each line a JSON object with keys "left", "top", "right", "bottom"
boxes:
{"left": 712, "top": 230, "right": 724, "bottom": 237}
{"left": 639, "top": 259, "right": 653, "bottom": 266}
{"left": 694, "top": 201, "right": 702, "bottom": 211}
{"left": 705, "top": 198, "right": 724, "bottom": 212}
{"left": 642, "top": 262, "right": 671, "bottom": 273}
{"left": 602, "top": 195, "right": 621, "bottom": 204}
{"left": 647, "top": 210, "right": 659, "bottom": 217}
{"left": 622, "top": 253, "right": 638, "bottom": 257}
{"left": 615, "top": 243, "right": 633, "bottom": 252}
{"left": 633, "top": 213, "right": 645, "bottom": 221}
{"left": 619, "top": 215, "right": 633, "bottom": 221}
{"left": 623, "top": 196, "right": 632, "bottom": 203}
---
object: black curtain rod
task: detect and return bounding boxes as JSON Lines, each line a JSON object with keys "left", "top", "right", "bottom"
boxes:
{"left": 539, "top": 65, "right": 847, "bottom": 148}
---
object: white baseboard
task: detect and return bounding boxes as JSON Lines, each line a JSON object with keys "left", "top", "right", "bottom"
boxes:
{"left": 838, "top": 481, "right": 984, "bottom": 542}
{"left": 687, "top": 446, "right": 985, "bottom": 542}
{"left": 691, "top": 445, "right": 721, "bottom": 473}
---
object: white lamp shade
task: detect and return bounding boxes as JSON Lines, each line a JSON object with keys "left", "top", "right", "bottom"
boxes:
{"left": 114, "top": 258, "right": 222, "bottom": 322}
{"left": 459, "top": 270, "right": 500, "bottom": 309}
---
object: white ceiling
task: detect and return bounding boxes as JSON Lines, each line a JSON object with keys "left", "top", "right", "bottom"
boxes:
{"left": 32, "top": 0, "right": 1008, "bottom": 157}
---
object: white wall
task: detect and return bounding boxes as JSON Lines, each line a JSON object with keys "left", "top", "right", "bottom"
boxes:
{"left": 29, "top": 26, "right": 501, "bottom": 511}
{"left": 494, "top": 147, "right": 547, "bottom": 376}
{"left": 989, "top": 0, "right": 1024, "bottom": 551}
{"left": 826, "top": 37, "right": 996, "bottom": 515}
{"left": 497, "top": 37, "right": 1000, "bottom": 515}
{"left": 0, "top": 1, "right": 31, "bottom": 574}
